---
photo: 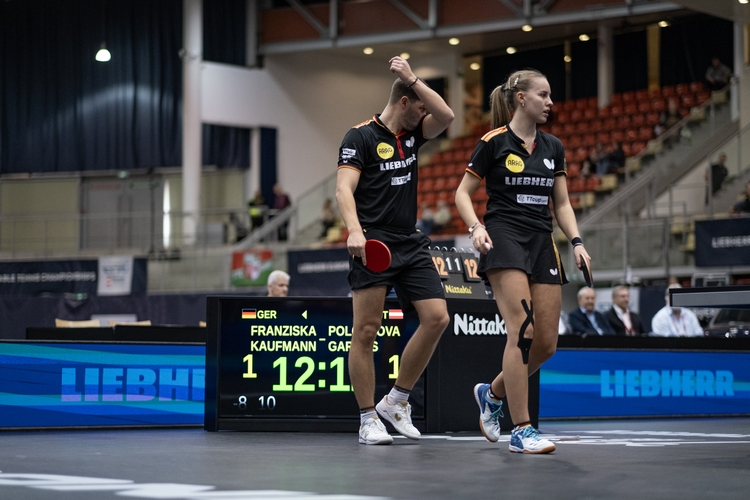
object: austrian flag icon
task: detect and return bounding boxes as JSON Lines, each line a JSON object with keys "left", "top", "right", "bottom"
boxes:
{"left": 242, "top": 309, "right": 257, "bottom": 319}
{"left": 388, "top": 309, "right": 404, "bottom": 320}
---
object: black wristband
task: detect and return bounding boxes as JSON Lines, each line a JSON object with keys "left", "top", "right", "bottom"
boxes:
{"left": 406, "top": 76, "right": 419, "bottom": 88}
{"left": 571, "top": 237, "right": 583, "bottom": 247}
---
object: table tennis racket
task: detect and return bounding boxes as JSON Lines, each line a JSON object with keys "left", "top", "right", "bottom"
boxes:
{"left": 581, "top": 257, "right": 593, "bottom": 287}
{"left": 364, "top": 239, "right": 391, "bottom": 272}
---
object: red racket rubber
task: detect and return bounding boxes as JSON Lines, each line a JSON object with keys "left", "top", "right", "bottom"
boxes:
{"left": 364, "top": 239, "right": 392, "bottom": 272}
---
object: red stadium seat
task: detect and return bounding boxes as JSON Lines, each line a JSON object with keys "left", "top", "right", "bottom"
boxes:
{"left": 624, "top": 103, "right": 638, "bottom": 115}
{"left": 584, "top": 108, "right": 597, "bottom": 120}
{"left": 556, "top": 111, "right": 570, "bottom": 123}
{"left": 681, "top": 94, "right": 695, "bottom": 108}
{"left": 646, "top": 112, "right": 660, "bottom": 126}
{"left": 638, "top": 126, "right": 653, "bottom": 141}
{"left": 574, "top": 98, "right": 588, "bottom": 110}
{"left": 587, "top": 97, "right": 598, "bottom": 108}
{"left": 696, "top": 91, "right": 711, "bottom": 104}
{"left": 637, "top": 101, "right": 651, "bottom": 114}
{"left": 631, "top": 141, "right": 647, "bottom": 155}
{"left": 617, "top": 115, "right": 632, "bottom": 129}
{"left": 423, "top": 192, "right": 436, "bottom": 206}
{"left": 662, "top": 86, "right": 676, "bottom": 98}
{"left": 420, "top": 178, "right": 434, "bottom": 193}
{"left": 567, "top": 178, "right": 585, "bottom": 193}
{"left": 597, "top": 106, "right": 611, "bottom": 118}
{"left": 610, "top": 105, "right": 623, "bottom": 117}
{"left": 583, "top": 134, "right": 597, "bottom": 147}
{"left": 648, "top": 88, "right": 662, "bottom": 99}
{"left": 597, "top": 132, "right": 611, "bottom": 144}
{"left": 567, "top": 135, "right": 582, "bottom": 148}
{"left": 621, "top": 143, "right": 632, "bottom": 156}
{"left": 622, "top": 91, "right": 636, "bottom": 103}
{"left": 562, "top": 100, "right": 576, "bottom": 111}
{"left": 585, "top": 176, "right": 601, "bottom": 191}
{"left": 631, "top": 114, "right": 645, "bottom": 127}
{"left": 570, "top": 109, "right": 583, "bottom": 122}
{"left": 625, "top": 128, "right": 638, "bottom": 141}
{"left": 576, "top": 121, "right": 590, "bottom": 134}
{"left": 689, "top": 81, "right": 705, "bottom": 93}
{"left": 573, "top": 147, "right": 589, "bottom": 162}
{"left": 433, "top": 177, "right": 446, "bottom": 191}
{"left": 611, "top": 130, "right": 625, "bottom": 143}
{"left": 602, "top": 117, "right": 617, "bottom": 131}
{"left": 635, "top": 89, "right": 649, "bottom": 101}
{"left": 651, "top": 98, "right": 666, "bottom": 112}
{"left": 589, "top": 119, "right": 603, "bottom": 131}
{"left": 610, "top": 93, "right": 623, "bottom": 104}
{"left": 675, "top": 83, "right": 689, "bottom": 95}
{"left": 567, "top": 162, "right": 581, "bottom": 178}
{"left": 550, "top": 124, "right": 564, "bottom": 136}
{"left": 564, "top": 123, "right": 577, "bottom": 135}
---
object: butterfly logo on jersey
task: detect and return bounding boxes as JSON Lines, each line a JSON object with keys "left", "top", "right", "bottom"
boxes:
{"left": 405, "top": 137, "right": 415, "bottom": 148}
{"left": 544, "top": 158, "right": 555, "bottom": 170}
{"left": 550, "top": 268, "right": 558, "bottom": 276}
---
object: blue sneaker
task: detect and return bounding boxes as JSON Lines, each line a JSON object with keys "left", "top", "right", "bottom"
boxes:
{"left": 509, "top": 425, "right": 555, "bottom": 454}
{"left": 473, "top": 383, "right": 503, "bottom": 442}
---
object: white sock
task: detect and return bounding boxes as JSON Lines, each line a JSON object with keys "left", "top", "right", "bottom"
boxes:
{"left": 387, "top": 387, "right": 409, "bottom": 405}
{"left": 360, "top": 410, "right": 377, "bottom": 425}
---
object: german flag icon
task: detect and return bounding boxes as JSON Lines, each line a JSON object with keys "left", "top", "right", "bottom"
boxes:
{"left": 242, "top": 309, "right": 257, "bottom": 319}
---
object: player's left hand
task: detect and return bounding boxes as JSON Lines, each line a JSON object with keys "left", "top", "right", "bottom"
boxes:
{"left": 389, "top": 56, "right": 415, "bottom": 84}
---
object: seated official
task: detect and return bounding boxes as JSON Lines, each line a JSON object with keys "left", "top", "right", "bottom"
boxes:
{"left": 568, "top": 287, "right": 615, "bottom": 335}
{"left": 604, "top": 285, "right": 645, "bottom": 336}
{"left": 650, "top": 284, "right": 704, "bottom": 337}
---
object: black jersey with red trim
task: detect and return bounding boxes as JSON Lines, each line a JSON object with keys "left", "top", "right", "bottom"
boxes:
{"left": 467, "top": 125, "right": 566, "bottom": 232}
{"left": 338, "top": 114, "right": 428, "bottom": 232}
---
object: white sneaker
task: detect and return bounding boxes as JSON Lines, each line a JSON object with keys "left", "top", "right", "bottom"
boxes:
{"left": 358, "top": 416, "right": 393, "bottom": 445}
{"left": 509, "top": 425, "right": 556, "bottom": 454}
{"left": 375, "top": 395, "right": 421, "bottom": 440}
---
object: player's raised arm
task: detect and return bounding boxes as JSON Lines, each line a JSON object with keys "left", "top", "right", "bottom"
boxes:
{"left": 389, "top": 56, "right": 454, "bottom": 139}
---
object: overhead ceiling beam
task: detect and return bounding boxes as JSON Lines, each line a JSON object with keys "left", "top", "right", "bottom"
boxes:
{"left": 261, "top": 1, "right": 682, "bottom": 55}
{"left": 387, "top": 0, "right": 429, "bottom": 30}
{"left": 498, "top": 0, "right": 523, "bottom": 17}
{"left": 285, "top": 0, "right": 329, "bottom": 38}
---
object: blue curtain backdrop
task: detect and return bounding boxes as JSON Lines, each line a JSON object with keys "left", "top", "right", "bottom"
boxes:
{"left": 0, "top": 0, "right": 248, "bottom": 174}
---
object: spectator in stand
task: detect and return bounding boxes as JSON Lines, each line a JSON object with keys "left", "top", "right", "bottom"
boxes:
{"left": 580, "top": 156, "right": 594, "bottom": 178}
{"left": 432, "top": 200, "right": 451, "bottom": 233}
{"left": 568, "top": 287, "right": 615, "bottom": 335}
{"left": 604, "top": 285, "right": 644, "bottom": 336}
{"left": 596, "top": 140, "right": 626, "bottom": 176}
{"left": 320, "top": 198, "right": 338, "bottom": 239}
{"left": 706, "top": 153, "right": 729, "bottom": 202}
{"left": 732, "top": 181, "right": 750, "bottom": 215}
{"left": 592, "top": 142, "right": 608, "bottom": 176}
{"left": 416, "top": 201, "right": 435, "bottom": 235}
{"left": 705, "top": 57, "right": 732, "bottom": 92}
{"left": 655, "top": 99, "right": 682, "bottom": 147}
{"left": 650, "top": 284, "right": 704, "bottom": 337}
{"left": 247, "top": 189, "right": 267, "bottom": 230}
{"left": 272, "top": 184, "right": 292, "bottom": 241}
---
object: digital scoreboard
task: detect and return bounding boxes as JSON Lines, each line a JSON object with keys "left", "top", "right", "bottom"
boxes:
{"left": 205, "top": 297, "right": 421, "bottom": 431}
{"left": 205, "top": 296, "right": 535, "bottom": 433}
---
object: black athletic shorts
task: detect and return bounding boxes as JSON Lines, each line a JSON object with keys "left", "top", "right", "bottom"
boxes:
{"left": 348, "top": 227, "right": 445, "bottom": 311}
{"left": 478, "top": 221, "right": 568, "bottom": 286}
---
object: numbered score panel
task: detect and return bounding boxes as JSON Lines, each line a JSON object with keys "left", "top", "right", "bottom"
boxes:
{"left": 429, "top": 249, "right": 489, "bottom": 300}
{"left": 205, "top": 297, "right": 421, "bottom": 432}
{"left": 205, "top": 296, "right": 540, "bottom": 433}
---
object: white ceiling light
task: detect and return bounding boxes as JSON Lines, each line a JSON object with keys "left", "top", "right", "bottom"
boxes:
{"left": 95, "top": 43, "right": 111, "bottom": 62}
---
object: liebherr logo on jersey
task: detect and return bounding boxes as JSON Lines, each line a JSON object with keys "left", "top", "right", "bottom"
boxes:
{"left": 380, "top": 154, "right": 416, "bottom": 171}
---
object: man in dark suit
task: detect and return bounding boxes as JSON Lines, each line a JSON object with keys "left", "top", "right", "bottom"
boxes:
{"left": 604, "top": 285, "right": 644, "bottom": 336}
{"left": 568, "top": 287, "right": 615, "bottom": 335}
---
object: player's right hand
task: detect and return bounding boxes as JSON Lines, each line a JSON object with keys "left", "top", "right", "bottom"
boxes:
{"left": 347, "top": 230, "right": 368, "bottom": 266}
